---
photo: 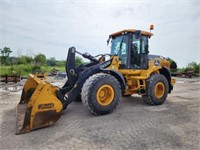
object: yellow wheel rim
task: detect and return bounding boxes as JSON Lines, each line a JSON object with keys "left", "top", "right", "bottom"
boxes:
{"left": 96, "top": 84, "right": 114, "bottom": 106}
{"left": 154, "top": 82, "right": 165, "bottom": 99}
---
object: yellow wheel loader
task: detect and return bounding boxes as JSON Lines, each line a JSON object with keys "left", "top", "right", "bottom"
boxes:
{"left": 16, "top": 27, "right": 176, "bottom": 134}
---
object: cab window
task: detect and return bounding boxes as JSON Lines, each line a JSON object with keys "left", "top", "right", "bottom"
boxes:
{"left": 131, "top": 34, "right": 149, "bottom": 69}
{"left": 111, "top": 35, "right": 128, "bottom": 66}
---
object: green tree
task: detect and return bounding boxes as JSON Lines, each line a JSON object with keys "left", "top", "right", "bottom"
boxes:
{"left": 187, "top": 62, "right": 200, "bottom": 73}
{"left": 0, "top": 47, "right": 12, "bottom": 57}
{"left": 34, "top": 54, "right": 46, "bottom": 66}
{"left": 47, "top": 57, "right": 57, "bottom": 66}
{"left": 0, "top": 56, "right": 6, "bottom": 65}
{"left": 75, "top": 56, "right": 83, "bottom": 67}
{"left": 17, "top": 55, "right": 33, "bottom": 64}
{"left": 0, "top": 47, "right": 12, "bottom": 65}
{"left": 55, "top": 60, "right": 65, "bottom": 67}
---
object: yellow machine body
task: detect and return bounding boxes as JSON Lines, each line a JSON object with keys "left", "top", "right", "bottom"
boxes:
{"left": 16, "top": 28, "right": 176, "bottom": 134}
{"left": 108, "top": 56, "right": 175, "bottom": 96}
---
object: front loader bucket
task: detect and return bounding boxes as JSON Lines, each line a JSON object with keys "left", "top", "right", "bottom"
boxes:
{"left": 16, "top": 74, "right": 63, "bottom": 134}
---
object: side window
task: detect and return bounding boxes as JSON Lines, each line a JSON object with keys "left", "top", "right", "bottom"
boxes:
{"left": 131, "top": 34, "right": 141, "bottom": 68}
{"left": 141, "top": 40, "right": 145, "bottom": 53}
{"left": 120, "top": 42, "right": 127, "bottom": 65}
{"left": 132, "top": 41, "right": 140, "bottom": 53}
{"left": 131, "top": 34, "right": 149, "bottom": 69}
{"left": 141, "top": 36, "right": 148, "bottom": 54}
{"left": 132, "top": 34, "right": 140, "bottom": 55}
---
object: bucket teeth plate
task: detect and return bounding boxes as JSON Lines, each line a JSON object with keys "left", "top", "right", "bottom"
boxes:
{"left": 16, "top": 104, "right": 28, "bottom": 134}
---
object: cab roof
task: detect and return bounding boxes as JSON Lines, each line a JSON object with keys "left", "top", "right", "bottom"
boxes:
{"left": 109, "top": 29, "right": 153, "bottom": 38}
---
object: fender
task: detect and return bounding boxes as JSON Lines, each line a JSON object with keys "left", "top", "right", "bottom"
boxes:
{"left": 64, "top": 60, "right": 111, "bottom": 103}
{"left": 101, "top": 69, "right": 126, "bottom": 92}
{"left": 159, "top": 66, "right": 173, "bottom": 93}
{"left": 64, "top": 60, "right": 126, "bottom": 103}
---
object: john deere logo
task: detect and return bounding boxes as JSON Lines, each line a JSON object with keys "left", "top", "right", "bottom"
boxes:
{"left": 38, "top": 103, "right": 54, "bottom": 109}
{"left": 100, "top": 61, "right": 111, "bottom": 69}
{"left": 154, "top": 59, "right": 160, "bottom": 66}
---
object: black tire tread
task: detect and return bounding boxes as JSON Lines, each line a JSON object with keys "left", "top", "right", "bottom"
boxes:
{"left": 142, "top": 74, "right": 169, "bottom": 105}
{"left": 81, "top": 73, "right": 121, "bottom": 115}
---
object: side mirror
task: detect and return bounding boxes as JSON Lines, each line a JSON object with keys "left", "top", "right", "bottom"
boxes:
{"left": 135, "top": 30, "right": 141, "bottom": 39}
{"left": 107, "top": 36, "right": 111, "bottom": 45}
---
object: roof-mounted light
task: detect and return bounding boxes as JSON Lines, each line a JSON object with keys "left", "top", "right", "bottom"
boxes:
{"left": 150, "top": 24, "right": 154, "bottom": 32}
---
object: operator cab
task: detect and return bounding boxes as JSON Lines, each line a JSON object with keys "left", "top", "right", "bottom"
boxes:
{"left": 109, "top": 29, "right": 153, "bottom": 69}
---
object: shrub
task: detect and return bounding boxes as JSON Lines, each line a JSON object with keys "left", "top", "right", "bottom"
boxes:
{"left": 31, "top": 65, "right": 41, "bottom": 73}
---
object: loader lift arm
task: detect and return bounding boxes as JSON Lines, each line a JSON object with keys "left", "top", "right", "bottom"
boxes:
{"left": 61, "top": 47, "right": 99, "bottom": 93}
{"left": 57, "top": 47, "right": 113, "bottom": 109}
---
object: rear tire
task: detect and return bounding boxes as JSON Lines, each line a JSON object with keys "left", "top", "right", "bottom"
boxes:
{"left": 142, "top": 74, "right": 169, "bottom": 105}
{"left": 82, "top": 73, "right": 121, "bottom": 115}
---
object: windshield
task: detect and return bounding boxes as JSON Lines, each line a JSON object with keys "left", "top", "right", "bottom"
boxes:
{"left": 110, "top": 35, "right": 128, "bottom": 65}
{"left": 110, "top": 36, "right": 126, "bottom": 55}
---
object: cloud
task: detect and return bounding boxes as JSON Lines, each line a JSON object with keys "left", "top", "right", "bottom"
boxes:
{"left": 0, "top": 0, "right": 199, "bottom": 67}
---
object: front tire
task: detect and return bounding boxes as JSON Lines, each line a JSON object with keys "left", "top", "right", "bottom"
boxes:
{"left": 81, "top": 73, "right": 121, "bottom": 115}
{"left": 142, "top": 74, "right": 169, "bottom": 105}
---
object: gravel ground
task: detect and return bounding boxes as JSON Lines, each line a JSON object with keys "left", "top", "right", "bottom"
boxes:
{"left": 0, "top": 77, "right": 200, "bottom": 150}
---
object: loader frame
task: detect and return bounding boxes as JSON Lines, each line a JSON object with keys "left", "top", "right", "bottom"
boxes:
{"left": 16, "top": 28, "right": 176, "bottom": 134}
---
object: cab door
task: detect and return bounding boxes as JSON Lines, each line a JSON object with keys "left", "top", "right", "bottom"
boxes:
{"left": 130, "top": 34, "right": 149, "bottom": 69}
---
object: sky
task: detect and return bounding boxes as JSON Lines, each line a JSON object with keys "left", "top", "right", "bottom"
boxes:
{"left": 0, "top": 0, "right": 199, "bottom": 68}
